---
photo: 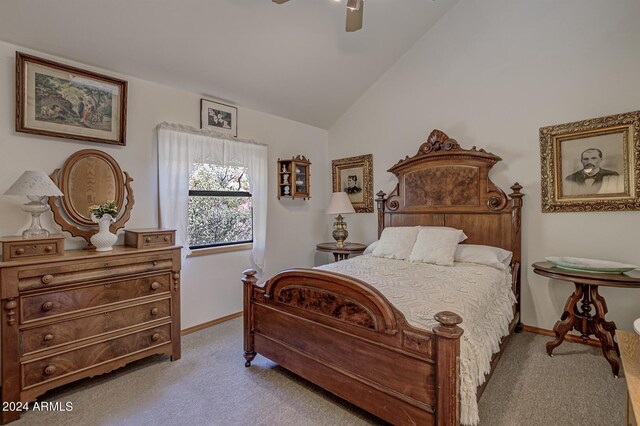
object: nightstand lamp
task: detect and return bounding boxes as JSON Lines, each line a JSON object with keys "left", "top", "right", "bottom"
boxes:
{"left": 4, "top": 171, "right": 63, "bottom": 239}
{"left": 326, "top": 191, "right": 355, "bottom": 248}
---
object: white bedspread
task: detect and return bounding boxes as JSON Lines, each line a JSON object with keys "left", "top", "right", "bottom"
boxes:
{"left": 315, "top": 255, "right": 515, "bottom": 426}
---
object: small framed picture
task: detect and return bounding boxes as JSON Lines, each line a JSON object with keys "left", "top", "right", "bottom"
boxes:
{"left": 200, "top": 99, "right": 237, "bottom": 137}
{"left": 540, "top": 110, "right": 640, "bottom": 212}
{"left": 332, "top": 154, "right": 373, "bottom": 213}
{"left": 16, "top": 52, "right": 128, "bottom": 146}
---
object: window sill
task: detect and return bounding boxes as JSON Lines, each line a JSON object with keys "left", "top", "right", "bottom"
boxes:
{"left": 188, "top": 243, "right": 253, "bottom": 257}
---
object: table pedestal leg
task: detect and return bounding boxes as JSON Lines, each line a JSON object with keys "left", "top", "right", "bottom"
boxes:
{"left": 546, "top": 283, "right": 584, "bottom": 356}
{"left": 546, "top": 283, "right": 620, "bottom": 376}
{"left": 590, "top": 285, "right": 620, "bottom": 376}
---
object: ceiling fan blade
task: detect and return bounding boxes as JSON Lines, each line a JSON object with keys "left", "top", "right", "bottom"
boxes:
{"left": 346, "top": 1, "right": 363, "bottom": 32}
{"left": 272, "top": 0, "right": 290, "bottom": 4}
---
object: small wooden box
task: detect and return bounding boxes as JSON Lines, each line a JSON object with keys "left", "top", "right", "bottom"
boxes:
{"left": 1, "top": 235, "right": 65, "bottom": 262}
{"left": 125, "top": 228, "right": 176, "bottom": 249}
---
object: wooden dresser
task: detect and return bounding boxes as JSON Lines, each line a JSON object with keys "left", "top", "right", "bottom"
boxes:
{"left": 620, "top": 331, "right": 640, "bottom": 426}
{"left": 0, "top": 245, "right": 181, "bottom": 424}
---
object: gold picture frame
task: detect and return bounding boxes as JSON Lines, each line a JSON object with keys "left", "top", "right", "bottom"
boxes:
{"left": 332, "top": 154, "right": 373, "bottom": 213}
{"left": 540, "top": 110, "right": 640, "bottom": 212}
{"left": 16, "top": 52, "right": 128, "bottom": 146}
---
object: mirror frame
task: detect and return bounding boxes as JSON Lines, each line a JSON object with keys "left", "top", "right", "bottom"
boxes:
{"left": 49, "top": 149, "right": 135, "bottom": 242}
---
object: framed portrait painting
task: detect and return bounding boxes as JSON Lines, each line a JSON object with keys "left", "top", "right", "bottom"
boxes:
{"left": 16, "top": 52, "right": 128, "bottom": 146}
{"left": 540, "top": 110, "right": 640, "bottom": 212}
{"left": 332, "top": 154, "right": 373, "bottom": 213}
{"left": 200, "top": 99, "right": 237, "bottom": 137}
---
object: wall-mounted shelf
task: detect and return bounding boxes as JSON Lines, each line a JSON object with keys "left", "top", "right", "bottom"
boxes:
{"left": 277, "top": 155, "right": 311, "bottom": 200}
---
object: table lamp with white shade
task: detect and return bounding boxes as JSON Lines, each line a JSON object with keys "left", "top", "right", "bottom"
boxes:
{"left": 3, "top": 171, "right": 63, "bottom": 239}
{"left": 326, "top": 191, "right": 356, "bottom": 248}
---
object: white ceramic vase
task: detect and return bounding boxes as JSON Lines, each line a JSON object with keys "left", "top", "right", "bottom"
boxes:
{"left": 90, "top": 214, "right": 117, "bottom": 252}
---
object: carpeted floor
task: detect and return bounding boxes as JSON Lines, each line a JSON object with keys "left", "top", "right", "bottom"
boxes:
{"left": 15, "top": 318, "right": 626, "bottom": 426}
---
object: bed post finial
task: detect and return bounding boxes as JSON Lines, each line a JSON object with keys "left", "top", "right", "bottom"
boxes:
{"left": 376, "top": 191, "right": 387, "bottom": 238}
{"left": 242, "top": 269, "right": 258, "bottom": 367}
{"left": 434, "top": 311, "right": 463, "bottom": 426}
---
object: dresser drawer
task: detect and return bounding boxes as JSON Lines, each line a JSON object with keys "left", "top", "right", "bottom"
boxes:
{"left": 125, "top": 229, "right": 175, "bottom": 249}
{"left": 141, "top": 232, "right": 174, "bottom": 247}
{"left": 21, "top": 324, "right": 171, "bottom": 389}
{"left": 20, "top": 274, "right": 171, "bottom": 322}
{"left": 21, "top": 298, "right": 171, "bottom": 355}
{"left": 17, "top": 253, "right": 174, "bottom": 291}
{"left": 2, "top": 236, "right": 64, "bottom": 262}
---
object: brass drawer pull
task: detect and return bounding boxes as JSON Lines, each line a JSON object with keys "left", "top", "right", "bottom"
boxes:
{"left": 43, "top": 333, "right": 54, "bottom": 342}
{"left": 151, "top": 333, "right": 160, "bottom": 342}
{"left": 44, "top": 245, "right": 53, "bottom": 253}
{"left": 41, "top": 301, "right": 54, "bottom": 311}
{"left": 145, "top": 237, "right": 152, "bottom": 243}
{"left": 15, "top": 248, "right": 25, "bottom": 255}
{"left": 150, "top": 282, "right": 161, "bottom": 290}
{"left": 44, "top": 364, "right": 57, "bottom": 375}
{"left": 150, "top": 307, "right": 159, "bottom": 316}
{"left": 164, "top": 236, "right": 170, "bottom": 242}
{"left": 41, "top": 274, "right": 54, "bottom": 284}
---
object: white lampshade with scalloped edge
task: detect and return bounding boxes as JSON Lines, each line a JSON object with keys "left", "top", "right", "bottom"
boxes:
{"left": 4, "top": 171, "right": 63, "bottom": 238}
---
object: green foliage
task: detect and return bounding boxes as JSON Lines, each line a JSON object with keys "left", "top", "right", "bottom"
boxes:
{"left": 188, "top": 164, "right": 253, "bottom": 247}
{"left": 188, "top": 196, "right": 252, "bottom": 247}
{"left": 88, "top": 201, "right": 118, "bottom": 219}
{"left": 189, "top": 163, "right": 249, "bottom": 191}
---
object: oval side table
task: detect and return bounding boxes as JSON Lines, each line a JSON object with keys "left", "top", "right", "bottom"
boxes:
{"left": 532, "top": 261, "right": 640, "bottom": 377}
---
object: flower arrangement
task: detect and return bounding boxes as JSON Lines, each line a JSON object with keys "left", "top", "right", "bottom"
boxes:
{"left": 88, "top": 201, "right": 118, "bottom": 219}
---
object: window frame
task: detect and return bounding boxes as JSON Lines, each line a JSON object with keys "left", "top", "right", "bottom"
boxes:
{"left": 187, "top": 188, "right": 253, "bottom": 250}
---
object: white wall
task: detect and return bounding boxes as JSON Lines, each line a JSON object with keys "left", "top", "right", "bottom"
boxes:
{"left": 329, "top": 0, "right": 640, "bottom": 331}
{"left": 0, "top": 40, "right": 329, "bottom": 329}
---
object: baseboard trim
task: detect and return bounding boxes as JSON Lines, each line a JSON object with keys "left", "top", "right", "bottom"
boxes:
{"left": 181, "top": 312, "right": 242, "bottom": 336}
{"left": 522, "top": 324, "right": 602, "bottom": 348}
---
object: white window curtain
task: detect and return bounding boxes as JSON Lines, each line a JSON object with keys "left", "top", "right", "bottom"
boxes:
{"left": 157, "top": 122, "right": 268, "bottom": 270}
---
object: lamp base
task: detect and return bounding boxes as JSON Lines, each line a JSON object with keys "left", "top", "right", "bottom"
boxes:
{"left": 332, "top": 214, "right": 349, "bottom": 248}
{"left": 21, "top": 200, "right": 51, "bottom": 239}
{"left": 23, "top": 228, "right": 50, "bottom": 239}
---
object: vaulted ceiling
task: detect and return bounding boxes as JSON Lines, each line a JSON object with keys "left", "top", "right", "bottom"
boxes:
{"left": 0, "top": 0, "right": 458, "bottom": 129}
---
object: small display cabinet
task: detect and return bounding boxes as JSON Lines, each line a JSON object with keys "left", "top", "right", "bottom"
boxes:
{"left": 277, "top": 155, "right": 311, "bottom": 200}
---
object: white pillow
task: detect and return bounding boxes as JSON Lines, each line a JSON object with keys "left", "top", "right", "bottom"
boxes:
{"left": 363, "top": 240, "right": 378, "bottom": 254}
{"left": 454, "top": 244, "right": 513, "bottom": 270}
{"left": 371, "top": 227, "right": 420, "bottom": 260}
{"left": 409, "top": 227, "right": 463, "bottom": 266}
{"left": 420, "top": 226, "right": 468, "bottom": 243}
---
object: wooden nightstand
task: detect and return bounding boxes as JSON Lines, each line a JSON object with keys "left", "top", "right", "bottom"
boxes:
{"left": 316, "top": 242, "right": 366, "bottom": 262}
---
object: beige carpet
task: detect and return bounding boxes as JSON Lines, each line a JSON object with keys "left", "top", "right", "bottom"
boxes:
{"left": 15, "top": 318, "right": 626, "bottom": 426}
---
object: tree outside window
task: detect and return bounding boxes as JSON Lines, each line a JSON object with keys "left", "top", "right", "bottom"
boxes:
{"left": 188, "top": 163, "right": 252, "bottom": 249}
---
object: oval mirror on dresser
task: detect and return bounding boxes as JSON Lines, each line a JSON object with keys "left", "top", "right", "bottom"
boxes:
{"left": 48, "top": 149, "right": 134, "bottom": 242}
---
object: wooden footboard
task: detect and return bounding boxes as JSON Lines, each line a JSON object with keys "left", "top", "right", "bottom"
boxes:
{"left": 242, "top": 268, "right": 463, "bottom": 426}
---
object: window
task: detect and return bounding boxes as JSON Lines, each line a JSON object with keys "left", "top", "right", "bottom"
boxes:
{"left": 188, "top": 163, "right": 253, "bottom": 249}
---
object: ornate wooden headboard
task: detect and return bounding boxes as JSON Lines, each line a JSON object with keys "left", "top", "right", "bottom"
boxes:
{"left": 376, "top": 130, "right": 524, "bottom": 266}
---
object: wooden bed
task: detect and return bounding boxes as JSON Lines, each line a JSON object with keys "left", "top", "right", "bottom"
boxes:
{"left": 242, "top": 130, "right": 524, "bottom": 426}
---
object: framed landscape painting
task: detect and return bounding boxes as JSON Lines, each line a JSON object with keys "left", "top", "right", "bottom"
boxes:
{"left": 16, "top": 52, "right": 128, "bottom": 146}
{"left": 332, "top": 154, "right": 373, "bottom": 213}
{"left": 540, "top": 110, "right": 640, "bottom": 212}
{"left": 200, "top": 99, "right": 237, "bottom": 137}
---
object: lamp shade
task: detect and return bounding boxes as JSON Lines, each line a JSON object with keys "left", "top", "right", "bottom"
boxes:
{"left": 326, "top": 192, "right": 355, "bottom": 215}
{"left": 4, "top": 171, "right": 63, "bottom": 197}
